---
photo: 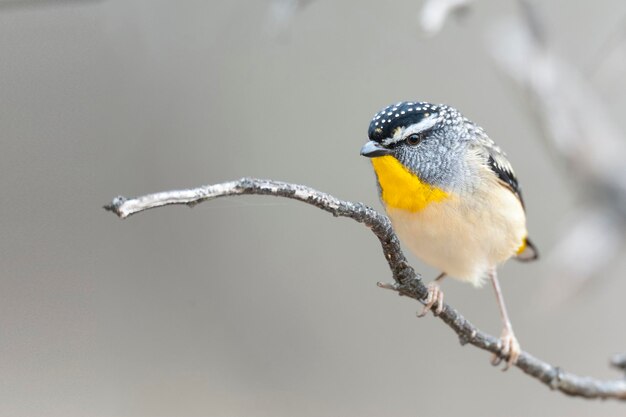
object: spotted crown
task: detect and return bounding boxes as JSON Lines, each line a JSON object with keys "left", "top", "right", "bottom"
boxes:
{"left": 368, "top": 101, "right": 465, "bottom": 142}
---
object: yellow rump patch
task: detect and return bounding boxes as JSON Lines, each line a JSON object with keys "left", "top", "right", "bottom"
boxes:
{"left": 516, "top": 237, "right": 527, "bottom": 255}
{"left": 371, "top": 156, "right": 449, "bottom": 212}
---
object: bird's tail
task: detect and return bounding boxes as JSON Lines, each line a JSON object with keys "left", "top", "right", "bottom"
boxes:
{"left": 515, "top": 237, "right": 539, "bottom": 262}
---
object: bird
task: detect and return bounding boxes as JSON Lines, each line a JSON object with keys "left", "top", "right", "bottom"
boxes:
{"left": 360, "top": 101, "right": 538, "bottom": 369}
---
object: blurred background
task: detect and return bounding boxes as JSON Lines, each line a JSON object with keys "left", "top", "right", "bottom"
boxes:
{"left": 2, "top": 0, "right": 626, "bottom": 416}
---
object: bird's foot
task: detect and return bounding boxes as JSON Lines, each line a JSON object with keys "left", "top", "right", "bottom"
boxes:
{"left": 417, "top": 281, "right": 444, "bottom": 317}
{"left": 491, "top": 327, "right": 520, "bottom": 371}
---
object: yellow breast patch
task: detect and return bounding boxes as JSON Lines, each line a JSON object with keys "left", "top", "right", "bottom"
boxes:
{"left": 371, "top": 156, "right": 449, "bottom": 212}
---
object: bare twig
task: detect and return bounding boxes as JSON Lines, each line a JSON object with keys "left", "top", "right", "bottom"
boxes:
{"left": 104, "top": 177, "right": 626, "bottom": 400}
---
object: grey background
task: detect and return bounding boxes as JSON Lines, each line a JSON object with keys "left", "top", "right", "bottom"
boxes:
{"left": 2, "top": 0, "right": 626, "bottom": 416}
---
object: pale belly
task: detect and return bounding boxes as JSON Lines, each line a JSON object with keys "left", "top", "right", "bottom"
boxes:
{"left": 386, "top": 186, "right": 527, "bottom": 286}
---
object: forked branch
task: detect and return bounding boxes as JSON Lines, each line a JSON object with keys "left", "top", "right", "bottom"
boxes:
{"left": 104, "top": 177, "right": 626, "bottom": 400}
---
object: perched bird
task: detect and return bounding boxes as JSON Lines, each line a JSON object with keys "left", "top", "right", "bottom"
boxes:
{"left": 360, "top": 101, "right": 537, "bottom": 368}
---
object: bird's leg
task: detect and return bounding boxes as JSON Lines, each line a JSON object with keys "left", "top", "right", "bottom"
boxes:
{"left": 417, "top": 272, "right": 446, "bottom": 317}
{"left": 489, "top": 268, "right": 520, "bottom": 370}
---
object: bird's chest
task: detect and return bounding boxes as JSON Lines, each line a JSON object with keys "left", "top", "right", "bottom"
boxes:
{"left": 386, "top": 198, "right": 484, "bottom": 282}
{"left": 371, "top": 155, "right": 526, "bottom": 284}
{"left": 384, "top": 189, "right": 526, "bottom": 286}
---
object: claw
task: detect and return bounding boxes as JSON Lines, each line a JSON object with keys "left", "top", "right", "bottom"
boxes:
{"left": 417, "top": 281, "right": 444, "bottom": 317}
{"left": 491, "top": 327, "right": 520, "bottom": 370}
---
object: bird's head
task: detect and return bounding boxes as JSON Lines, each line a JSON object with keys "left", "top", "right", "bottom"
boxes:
{"left": 360, "top": 101, "right": 477, "bottom": 193}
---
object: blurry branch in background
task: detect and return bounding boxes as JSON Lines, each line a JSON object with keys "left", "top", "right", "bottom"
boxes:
{"left": 586, "top": 11, "right": 626, "bottom": 77}
{"left": 488, "top": 0, "right": 626, "bottom": 305}
{"left": 419, "top": 0, "right": 472, "bottom": 35}
{"left": 270, "top": 0, "right": 474, "bottom": 36}
{"left": 105, "top": 177, "right": 626, "bottom": 400}
{"left": 419, "top": 0, "right": 626, "bottom": 305}
{"left": 266, "top": 0, "right": 316, "bottom": 36}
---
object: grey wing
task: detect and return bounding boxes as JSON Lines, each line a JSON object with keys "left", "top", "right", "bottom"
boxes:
{"left": 469, "top": 122, "right": 525, "bottom": 208}
{"left": 468, "top": 122, "right": 538, "bottom": 260}
{"left": 487, "top": 152, "right": 524, "bottom": 209}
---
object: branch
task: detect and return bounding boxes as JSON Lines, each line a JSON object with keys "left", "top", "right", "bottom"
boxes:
{"left": 104, "top": 177, "right": 626, "bottom": 401}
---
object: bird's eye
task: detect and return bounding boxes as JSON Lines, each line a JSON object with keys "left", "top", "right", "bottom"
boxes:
{"left": 406, "top": 133, "right": 423, "bottom": 146}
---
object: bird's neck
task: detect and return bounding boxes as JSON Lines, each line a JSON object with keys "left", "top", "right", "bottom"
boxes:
{"left": 371, "top": 156, "right": 450, "bottom": 212}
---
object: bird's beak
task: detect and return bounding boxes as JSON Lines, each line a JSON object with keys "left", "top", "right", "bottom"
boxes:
{"left": 360, "top": 140, "right": 392, "bottom": 158}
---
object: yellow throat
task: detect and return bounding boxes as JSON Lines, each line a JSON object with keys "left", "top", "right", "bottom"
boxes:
{"left": 371, "top": 155, "right": 449, "bottom": 212}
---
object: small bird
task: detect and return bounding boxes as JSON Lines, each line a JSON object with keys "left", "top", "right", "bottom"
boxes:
{"left": 360, "top": 101, "right": 537, "bottom": 369}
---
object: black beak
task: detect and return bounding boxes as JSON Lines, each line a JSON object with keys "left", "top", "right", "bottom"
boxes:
{"left": 360, "top": 140, "right": 392, "bottom": 158}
